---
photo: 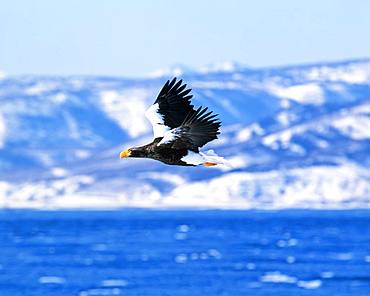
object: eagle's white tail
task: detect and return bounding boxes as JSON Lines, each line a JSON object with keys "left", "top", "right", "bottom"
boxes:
{"left": 200, "top": 150, "right": 227, "bottom": 166}
{"left": 181, "top": 150, "right": 228, "bottom": 166}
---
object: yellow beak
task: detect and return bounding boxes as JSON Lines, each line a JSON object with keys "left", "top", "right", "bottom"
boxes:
{"left": 120, "top": 149, "right": 131, "bottom": 159}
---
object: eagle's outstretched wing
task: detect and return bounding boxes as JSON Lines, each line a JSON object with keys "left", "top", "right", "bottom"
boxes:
{"left": 145, "top": 78, "right": 195, "bottom": 139}
{"left": 158, "top": 106, "right": 221, "bottom": 152}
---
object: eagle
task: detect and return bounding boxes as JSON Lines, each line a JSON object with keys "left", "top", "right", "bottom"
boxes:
{"left": 119, "top": 77, "right": 224, "bottom": 166}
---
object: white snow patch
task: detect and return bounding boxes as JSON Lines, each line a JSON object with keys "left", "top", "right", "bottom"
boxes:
{"left": 1, "top": 163, "right": 369, "bottom": 210}
{"left": 148, "top": 66, "right": 184, "bottom": 78}
{"left": 199, "top": 61, "right": 238, "bottom": 73}
{"left": 267, "top": 83, "right": 324, "bottom": 105}
{"left": 192, "top": 81, "right": 241, "bottom": 90}
{"left": 51, "top": 167, "right": 69, "bottom": 178}
{"left": 263, "top": 129, "right": 294, "bottom": 149}
{"left": 235, "top": 123, "right": 264, "bottom": 142}
{"left": 262, "top": 103, "right": 370, "bottom": 149}
{"left": 225, "top": 155, "right": 250, "bottom": 169}
{"left": 64, "top": 112, "right": 81, "bottom": 140}
{"left": 232, "top": 73, "right": 243, "bottom": 80}
{"left": 236, "top": 128, "right": 253, "bottom": 142}
{"left": 139, "top": 172, "right": 186, "bottom": 186}
{"left": 332, "top": 115, "right": 370, "bottom": 140}
{"left": 52, "top": 92, "right": 68, "bottom": 104}
{"left": 219, "top": 98, "right": 241, "bottom": 117}
{"left": 316, "top": 139, "right": 329, "bottom": 149}
{"left": 352, "top": 103, "right": 370, "bottom": 114}
{"left": 74, "top": 149, "right": 91, "bottom": 159}
{"left": 0, "top": 111, "right": 6, "bottom": 149}
{"left": 100, "top": 89, "right": 151, "bottom": 137}
{"left": 26, "top": 82, "right": 57, "bottom": 95}
{"left": 305, "top": 62, "right": 370, "bottom": 84}
{"left": 162, "top": 163, "right": 370, "bottom": 209}
{"left": 70, "top": 79, "right": 84, "bottom": 89}
{"left": 280, "top": 99, "right": 291, "bottom": 109}
{"left": 277, "top": 112, "right": 295, "bottom": 126}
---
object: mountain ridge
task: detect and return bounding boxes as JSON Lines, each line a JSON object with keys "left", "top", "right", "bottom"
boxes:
{"left": 0, "top": 58, "right": 369, "bottom": 209}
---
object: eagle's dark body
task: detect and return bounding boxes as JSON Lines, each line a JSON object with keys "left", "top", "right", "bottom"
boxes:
{"left": 120, "top": 78, "right": 222, "bottom": 167}
{"left": 128, "top": 138, "right": 191, "bottom": 166}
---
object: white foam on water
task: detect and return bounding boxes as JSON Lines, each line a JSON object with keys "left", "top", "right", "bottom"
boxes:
{"left": 333, "top": 252, "right": 353, "bottom": 261}
{"left": 260, "top": 271, "right": 297, "bottom": 284}
{"left": 79, "top": 288, "right": 121, "bottom": 296}
{"left": 297, "top": 280, "right": 322, "bottom": 289}
{"left": 177, "top": 224, "right": 190, "bottom": 232}
{"left": 287, "top": 238, "right": 298, "bottom": 246}
{"left": 101, "top": 279, "right": 128, "bottom": 287}
{"left": 200, "top": 252, "right": 209, "bottom": 260}
{"left": 174, "top": 232, "right": 187, "bottom": 240}
{"left": 286, "top": 256, "right": 296, "bottom": 264}
{"left": 38, "top": 276, "right": 66, "bottom": 284}
{"left": 277, "top": 240, "right": 287, "bottom": 248}
{"left": 208, "top": 249, "right": 222, "bottom": 259}
{"left": 175, "top": 253, "right": 187, "bottom": 264}
{"left": 321, "top": 271, "right": 335, "bottom": 278}
{"left": 190, "top": 253, "right": 199, "bottom": 260}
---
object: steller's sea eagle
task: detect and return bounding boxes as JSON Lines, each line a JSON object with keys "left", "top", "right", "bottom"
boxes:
{"left": 119, "top": 78, "right": 224, "bottom": 166}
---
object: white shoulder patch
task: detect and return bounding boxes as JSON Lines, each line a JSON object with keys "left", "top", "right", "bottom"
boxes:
{"left": 158, "top": 129, "right": 178, "bottom": 146}
{"left": 145, "top": 103, "right": 170, "bottom": 138}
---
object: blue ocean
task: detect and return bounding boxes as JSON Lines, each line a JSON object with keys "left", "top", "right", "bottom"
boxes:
{"left": 0, "top": 210, "right": 369, "bottom": 296}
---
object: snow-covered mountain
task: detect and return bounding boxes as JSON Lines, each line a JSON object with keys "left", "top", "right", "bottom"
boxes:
{"left": 0, "top": 59, "right": 369, "bottom": 209}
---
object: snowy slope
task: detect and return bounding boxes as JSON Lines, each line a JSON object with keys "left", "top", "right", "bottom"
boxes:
{"left": 0, "top": 59, "right": 369, "bottom": 209}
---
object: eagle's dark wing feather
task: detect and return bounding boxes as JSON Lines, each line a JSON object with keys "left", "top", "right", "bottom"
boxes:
{"left": 159, "top": 106, "right": 221, "bottom": 152}
{"left": 154, "top": 77, "right": 195, "bottom": 129}
{"left": 145, "top": 77, "right": 196, "bottom": 139}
